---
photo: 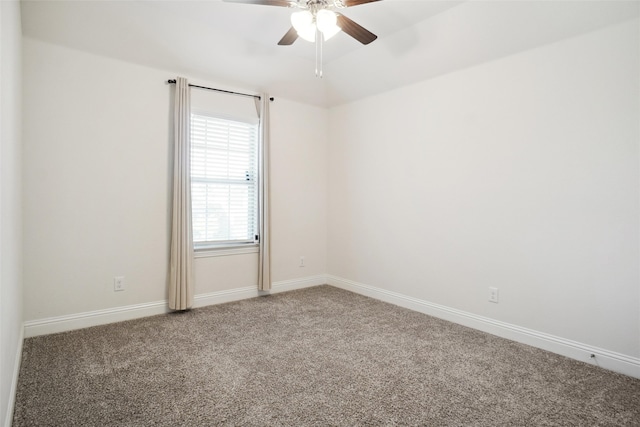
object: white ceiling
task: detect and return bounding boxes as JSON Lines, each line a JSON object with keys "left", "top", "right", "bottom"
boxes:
{"left": 21, "top": 0, "right": 640, "bottom": 107}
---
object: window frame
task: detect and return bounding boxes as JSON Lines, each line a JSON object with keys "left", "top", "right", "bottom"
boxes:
{"left": 190, "top": 110, "right": 260, "bottom": 254}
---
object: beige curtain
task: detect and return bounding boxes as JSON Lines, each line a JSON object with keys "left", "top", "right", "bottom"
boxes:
{"left": 169, "top": 77, "right": 194, "bottom": 310}
{"left": 257, "top": 94, "right": 271, "bottom": 291}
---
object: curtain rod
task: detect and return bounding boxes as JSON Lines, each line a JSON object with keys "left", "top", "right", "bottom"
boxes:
{"left": 167, "top": 79, "right": 274, "bottom": 101}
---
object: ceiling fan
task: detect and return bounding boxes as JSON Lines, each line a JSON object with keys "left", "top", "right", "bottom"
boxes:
{"left": 223, "top": 0, "right": 380, "bottom": 45}
{"left": 223, "top": 0, "right": 382, "bottom": 76}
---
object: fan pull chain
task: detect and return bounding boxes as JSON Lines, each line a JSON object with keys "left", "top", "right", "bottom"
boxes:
{"left": 315, "top": 28, "right": 323, "bottom": 78}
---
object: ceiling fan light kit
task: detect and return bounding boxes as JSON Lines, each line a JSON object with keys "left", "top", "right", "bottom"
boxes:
{"left": 224, "top": 0, "right": 381, "bottom": 77}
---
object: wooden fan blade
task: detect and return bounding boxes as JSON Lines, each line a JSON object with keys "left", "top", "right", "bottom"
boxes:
{"left": 278, "top": 27, "right": 298, "bottom": 45}
{"left": 342, "top": 0, "right": 382, "bottom": 7}
{"left": 222, "top": 0, "right": 293, "bottom": 7}
{"left": 336, "top": 13, "right": 377, "bottom": 45}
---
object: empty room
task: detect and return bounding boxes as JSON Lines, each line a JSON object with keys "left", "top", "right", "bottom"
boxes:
{"left": 1, "top": 0, "right": 639, "bottom": 425}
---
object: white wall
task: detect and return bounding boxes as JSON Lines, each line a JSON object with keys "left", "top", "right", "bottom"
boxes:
{"left": 270, "top": 98, "right": 328, "bottom": 280}
{"left": 0, "top": 1, "right": 23, "bottom": 425}
{"left": 22, "top": 38, "right": 327, "bottom": 321}
{"left": 328, "top": 19, "right": 640, "bottom": 359}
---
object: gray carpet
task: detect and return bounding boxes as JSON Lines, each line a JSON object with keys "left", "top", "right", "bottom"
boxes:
{"left": 13, "top": 285, "right": 640, "bottom": 426}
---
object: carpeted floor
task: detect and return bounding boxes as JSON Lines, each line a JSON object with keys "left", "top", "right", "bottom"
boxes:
{"left": 13, "top": 285, "right": 640, "bottom": 426}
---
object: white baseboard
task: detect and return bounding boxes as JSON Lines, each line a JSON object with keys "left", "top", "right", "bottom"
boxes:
{"left": 4, "top": 325, "right": 24, "bottom": 427}
{"left": 23, "top": 275, "right": 328, "bottom": 338}
{"left": 193, "top": 275, "right": 326, "bottom": 307}
{"left": 327, "top": 275, "right": 640, "bottom": 379}
{"left": 271, "top": 275, "right": 327, "bottom": 293}
{"left": 193, "top": 286, "right": 260, "bottom": 308}
{"left": 23, "top": 300, "right": 170, "bottom": 338}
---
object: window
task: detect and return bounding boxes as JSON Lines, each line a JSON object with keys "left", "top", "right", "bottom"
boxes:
{"left": 190, "top": 113, "right": 258, "bottom": 249}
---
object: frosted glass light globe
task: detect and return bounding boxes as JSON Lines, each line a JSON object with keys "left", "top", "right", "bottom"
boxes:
{"left": 316, "top": 9, "right": 340, "bottom": 40}
{"left": 291, "top": 10, "right": 316, "bottom": 42}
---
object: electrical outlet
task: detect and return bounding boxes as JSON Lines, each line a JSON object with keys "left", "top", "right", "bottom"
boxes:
{"left": 114, "top": 276, "right": 125, "bottom": 292}
{"left": 299, "top": 256, "right": 305, "bottom": 267}
{"left": 489, "top": 287, "right": 499, "bottom": 303}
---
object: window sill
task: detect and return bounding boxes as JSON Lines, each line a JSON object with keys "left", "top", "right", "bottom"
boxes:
{"left": 194, "top": 245, "right": 259, "bottom": 259}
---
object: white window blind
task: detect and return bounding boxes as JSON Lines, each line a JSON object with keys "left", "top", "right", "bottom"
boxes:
{"left": 191, "top": 113, "right": 258, "bottom": 247}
